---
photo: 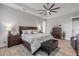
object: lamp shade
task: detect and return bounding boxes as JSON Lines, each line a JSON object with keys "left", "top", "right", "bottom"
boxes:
{"left": 6, "top": 24, "right": 13, "bottom": 31}
{"left": 37, "top": 24, "right": 41, "bottom": 31}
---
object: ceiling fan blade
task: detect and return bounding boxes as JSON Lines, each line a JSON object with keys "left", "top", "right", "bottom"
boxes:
{"left": 49, "top": 3, "right": 55, "bottom": 9}
{"left": 43, "top": 5, "right": 48, "bottom": 10}
{"left": 47, "top": 3, "right": 49, "bottom": 9}
{"left": 39, "top": 11, "right": 47, "bottom": 16}
{"left": 50, "top": 11, "right": 57, "bottom": 13}
{"left": 51, "top": 7, "right": 60, "bottom": 10}
{"left": 49, "top": 12, "right": 51, "bottom": 15}
{"left": 38, "top": 10, "right": 46, "bottom": 11}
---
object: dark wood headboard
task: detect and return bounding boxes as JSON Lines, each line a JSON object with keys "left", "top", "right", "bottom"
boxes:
{"left": 19, "top": 26, "right": 37, "bottom": 36}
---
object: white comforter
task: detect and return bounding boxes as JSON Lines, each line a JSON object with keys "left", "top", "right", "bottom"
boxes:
{"left": 22, "top": 33, "right": 53, "bottom": 53}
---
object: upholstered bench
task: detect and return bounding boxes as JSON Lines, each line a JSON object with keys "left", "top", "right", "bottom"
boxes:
{"left": 41, "top": 39, "right": 58, "bottom": 55}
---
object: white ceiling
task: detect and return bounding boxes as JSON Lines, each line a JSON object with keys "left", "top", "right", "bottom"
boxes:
{"left": 2, "top": 3, "right": 79, "bottom": 19}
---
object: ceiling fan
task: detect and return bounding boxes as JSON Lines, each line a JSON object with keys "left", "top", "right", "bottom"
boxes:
{"left": 38, "top": 3, "right": 60, "bottom": 16}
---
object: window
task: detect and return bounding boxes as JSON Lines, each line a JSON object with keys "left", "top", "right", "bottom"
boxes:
{"left": 72, "top": 18, "right": 79, "bottom": 36}
{"left": 42, "top": 21, "right": 46, "bottom": 33}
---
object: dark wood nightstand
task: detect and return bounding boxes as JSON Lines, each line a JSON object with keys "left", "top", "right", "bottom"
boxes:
{"left": 8, "top": 34, "right": 21, "bottom": 47}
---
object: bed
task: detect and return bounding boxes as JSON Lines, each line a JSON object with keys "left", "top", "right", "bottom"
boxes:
{"left": 19, "top": 26, "right": 53, "bottom": 54}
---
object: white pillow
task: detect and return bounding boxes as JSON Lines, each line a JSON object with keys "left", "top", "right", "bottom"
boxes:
{"left": 22, "top": 30, "right": 32, "bottom": 34}
{"left": 27, "top": 30, "right": 32, "bottom": 34}
{"left": 22, "top": 30, "right": 28, "bottom": 34}
{"left": 32, "top": 30, "right": 38, "bottom": 34}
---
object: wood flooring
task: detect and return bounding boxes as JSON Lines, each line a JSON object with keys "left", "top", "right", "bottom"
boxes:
{"left": 0, "top": 40, "right": 76, "bottom": 56}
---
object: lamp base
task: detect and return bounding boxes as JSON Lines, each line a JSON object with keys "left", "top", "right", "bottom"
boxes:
{"left": 8, "top": 31, "right": 11, "bottom": 35}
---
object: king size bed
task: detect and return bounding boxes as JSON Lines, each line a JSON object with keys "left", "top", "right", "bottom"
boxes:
{"left": 19, "top": 26, "right": 53, "bottom": 55}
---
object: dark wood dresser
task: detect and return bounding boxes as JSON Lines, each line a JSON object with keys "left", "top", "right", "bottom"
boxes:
{"left": 8, "top": 34, "right": 21, "bottom": 47}
{"left": 51, "top": 26, "right": 63, "bottom": 39}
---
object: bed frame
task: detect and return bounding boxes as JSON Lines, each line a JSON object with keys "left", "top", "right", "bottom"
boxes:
{"left": 19, "top": 26, "right": 38, "bottom": 55}
{"left": 19, "top": 26, "right": 37, "bottom": 36}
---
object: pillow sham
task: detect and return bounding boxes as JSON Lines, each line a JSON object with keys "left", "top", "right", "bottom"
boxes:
{"left": 22, "top": 30, "right": 38, "bottom": 34}
{"left": 32, "top": 30, "right": 38, "bottom": 34}
{"left": 22, "top": 30, "right": 28, "bottom": 34}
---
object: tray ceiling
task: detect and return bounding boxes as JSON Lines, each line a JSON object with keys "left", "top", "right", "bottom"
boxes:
{"left": 2, "top": 3, "right": 79, "bottom": 19}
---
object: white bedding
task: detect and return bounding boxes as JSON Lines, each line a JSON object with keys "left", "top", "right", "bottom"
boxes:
{"left": 22, "top": 33, "right": 53, "bottom": 53}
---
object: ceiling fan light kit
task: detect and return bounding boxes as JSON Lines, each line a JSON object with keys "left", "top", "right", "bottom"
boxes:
{"left": 38, "top": 3, "right": 60, "bottom": 16}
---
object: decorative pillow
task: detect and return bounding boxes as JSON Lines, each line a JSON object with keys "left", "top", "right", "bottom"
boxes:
{"left": 22, "top": 30, "right": 39, "bottom": 34}
{"left": 22, "top": 30, "right": 33, "bottom": 34}
{"left": 27, "top": 30, "right": 32, "bottom": 34}
{"left": 32, "top": 30, "right": 38, "bottom": 34}
{"left": 22, "top": 30, "right": 28, "bottom": 34}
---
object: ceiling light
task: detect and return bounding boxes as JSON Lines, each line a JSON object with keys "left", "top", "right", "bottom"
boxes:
{"left": 47, "top": 10, "right": 49, "bottom": 13}
{"left": 38, "top": 3, "right": 60, "bottom": 16}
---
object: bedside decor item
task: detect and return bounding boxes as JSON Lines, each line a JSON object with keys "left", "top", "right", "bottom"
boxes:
{"left": 37, "top": 24, "right": 41, "bottom": 32}
{"left": 6, "top": 24, "right": 13, "bottom": 35}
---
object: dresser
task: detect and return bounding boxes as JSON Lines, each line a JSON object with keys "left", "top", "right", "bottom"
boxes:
{"left": 8, "top": 34, "right": 21, "bottom": 47}
{"left": 51, "top": 26, "right": 62, "bottom": 39}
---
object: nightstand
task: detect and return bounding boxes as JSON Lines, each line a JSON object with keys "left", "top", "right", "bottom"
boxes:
{"left": 8, "top": 34, "right": 21, "bottom": 47}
